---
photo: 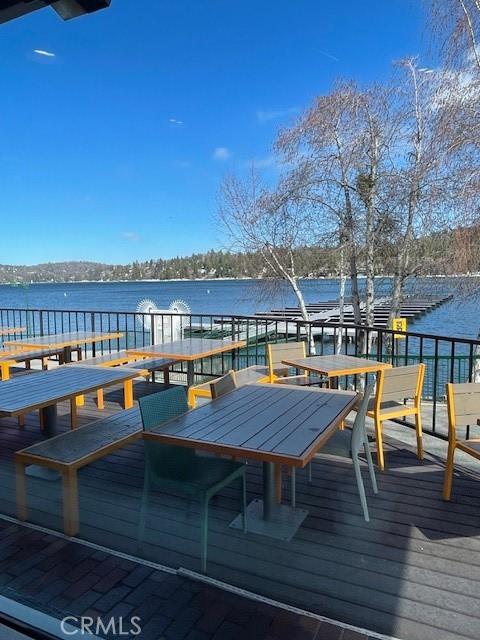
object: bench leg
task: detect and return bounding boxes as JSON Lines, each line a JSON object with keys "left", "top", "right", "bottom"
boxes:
{"left": 187, "top": 389, "right": 196, "bottom": 409}
{"left": 15, "top": 461, "right": 27, "bottom": 522}
{"left": 75, "top": 395, "right": 85, "bottom": 407}
{"left": 124, "top": 379, "right": 134, "bottom": 409}
{"left": 97, "top": 389, "right": 104, "bottom": 410}
{"left": 70, "top": 398, "right": 78, "bottom": 430}
{"left": 62, "top": 469, "right": 79, "bottom": 536}
{"left": 275, "top": 464, "right": 282, "bottom": 504}
{"left": 18, "top": 415, "right": 25, "bottom": 430}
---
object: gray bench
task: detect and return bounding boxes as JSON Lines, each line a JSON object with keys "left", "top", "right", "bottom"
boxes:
{"left": 15, "top": 408, "right": 143, "bottom": 536}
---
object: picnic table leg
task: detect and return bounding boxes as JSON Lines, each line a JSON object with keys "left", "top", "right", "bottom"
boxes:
{"left": 70, "top": 399, "right": 78, "bottom": 430}
{"left": 124, "top": 379, "right": 134, "bottom": 409}
{"left": 263, "top": 462, "right": 280, "bottom": 519}
{"left": 15, "top": 461, "right": 27, "bottom": 522}
{"left": 0, "top": 362, "right": 10, "bottom": 381}
{"left": 231, "top": 462, "right": 308, "bottom": 540}
{"left": 63, "top": 345, "right": 73, "bottom": 364}
{"left": 62, "top": 469, "right": 79, "bottom": 536}
{"left": 97, "top": 389, "right": 105, "bottom": 410}
{"left": 41, "top": 404, "right": 58, "bottom": 437}
{"left": 186, "top": 361, "right": 195, "bottom": 388}
{"left": 274, "top": 464, "right": 282, "bottom": 504}
{"left": 164, "top": 368, "right": 170, "bottom": 386}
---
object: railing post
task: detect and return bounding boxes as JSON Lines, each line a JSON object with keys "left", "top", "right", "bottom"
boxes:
{"left": 150, "top": 314, "right": 155, "bottom": 345}
{"left": 91, "top": 312, "right": 96, "bottom": 357}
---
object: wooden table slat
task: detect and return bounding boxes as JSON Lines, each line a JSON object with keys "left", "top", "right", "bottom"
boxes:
{"left": 0, "top": 365, "right": 141, "bottom": 415}
{"left": 126, "top": 337, "right": 246, "bottom": 361}
{"left": 156, "top": 384, "right": 273, "bottom": 439}
{"left": 4, "top": 331, "right": 123, "bottom": 350}
{"left": 281, "top": 354, "right": 391, "bottom": 377}
{"left": 145, "top": 384, "right": 358, "bottom": 466}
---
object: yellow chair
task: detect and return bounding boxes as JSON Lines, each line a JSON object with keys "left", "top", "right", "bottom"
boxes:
{"left": 443, "top": 382, "right": 480, "bottom": 501}
{"left": 188, "top": 365, "right": 269, "bottom": 408}
{"left": 267, "top": 341, "right": 326, "bottom": 386}
{"left": 367, "top": 363, "right": 425, "bottom": 470}
{"left": 210, "top": 370, "right": 237, "bottom": 399}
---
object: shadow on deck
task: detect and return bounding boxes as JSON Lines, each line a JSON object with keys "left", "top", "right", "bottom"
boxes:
{"left": 0, "top": 380, "right": 479, "bottom": 640}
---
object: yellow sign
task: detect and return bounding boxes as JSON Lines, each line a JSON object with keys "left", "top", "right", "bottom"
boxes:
{"left": 392, "top": 317, "right": 407, "bottom": 339}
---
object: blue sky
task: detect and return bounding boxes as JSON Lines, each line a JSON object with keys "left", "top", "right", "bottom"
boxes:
{"left": 1, "top": 0, "right": 426, "bottom": 265}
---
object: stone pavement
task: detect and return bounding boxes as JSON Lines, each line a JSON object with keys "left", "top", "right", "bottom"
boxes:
{"left": 0, "top": 521, "right": 375, "bottom": 640}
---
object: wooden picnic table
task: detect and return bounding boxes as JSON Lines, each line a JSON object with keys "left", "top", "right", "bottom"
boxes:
{"left": 4, "top": 331, "right": 123, "bottom": 364}
{"left": 0, "top": 364, "right": 143, "bottom": 437}
{"left": 280, "top": 353, "right": 392, "bottom": 387}
{"left": 127, "top": 337, "right": 246, "bottom": 387}
{"left": 143, "top": 383, "right": 358, "bottom": 541}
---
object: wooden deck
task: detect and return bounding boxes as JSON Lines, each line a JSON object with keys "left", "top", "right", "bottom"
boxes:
{"left": 0, "top": 379, "right": 479, "bottom": 640}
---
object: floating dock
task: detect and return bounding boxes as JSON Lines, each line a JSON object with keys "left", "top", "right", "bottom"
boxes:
{"left": 186, "top": 295, "right": 452, "bottom": 344}
{"left": 254, "top": 295, "right": 452, "bottom": 327}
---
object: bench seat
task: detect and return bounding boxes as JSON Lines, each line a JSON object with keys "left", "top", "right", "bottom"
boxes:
{"left": 79, "top": 350, "right": 138, "bottom": 367}
{"left": 15, "top": 408, "right": 143, "bottom": 536}
{"left": 74, "top": 352, "right": 175, "bottom": 409}
{"left": 188, "top": 365, "right": 269, "bottom": 407}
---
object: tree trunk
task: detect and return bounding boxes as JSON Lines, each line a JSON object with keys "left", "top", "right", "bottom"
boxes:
{"left": 348, "top": 238, "right": 362, "bottom": 325}
{"left": 336, "top": 246, "right": 346, "bottom": 355}
{"left": 290, "top": 275, "right": 316, "bottom": 355}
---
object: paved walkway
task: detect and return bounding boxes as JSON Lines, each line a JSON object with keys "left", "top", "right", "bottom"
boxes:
{"left": 0, "top": 521, "right": 373, "bottom": 640}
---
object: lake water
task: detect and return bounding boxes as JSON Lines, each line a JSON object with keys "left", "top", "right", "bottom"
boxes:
{"left": 0, "top": 277, "right": 479, "bottom": 340}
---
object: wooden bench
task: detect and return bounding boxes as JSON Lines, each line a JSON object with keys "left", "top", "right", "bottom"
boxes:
{"left": 74, "top": 352, "right": 175, "bottom": 408}
{"left": 15, "top": 408, "right": 143, "bottom": 536}
{"left": 187, "top": 365, "right": 270, "bottom": 408}
{"left": 0, "top": 347, "right": 82, "bottom": 380}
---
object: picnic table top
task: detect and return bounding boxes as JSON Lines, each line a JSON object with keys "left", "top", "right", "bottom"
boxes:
{"left": 281, "top": 353, "right": 392, "bottom": 377}
{"left": 127, "top": 337, "right": 246, "bottom": 361}
{"left": 4, "top": 331, "right": 123, "bottom": 350}
{"left": 143, "top": 383, "right": 358, "bottom": 467}
{"left": 0, "top": 364, "right": 141, "bottom": 416}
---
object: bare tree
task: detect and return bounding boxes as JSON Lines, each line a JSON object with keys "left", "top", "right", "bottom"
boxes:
{"left": 275, "top": 81, "right": 400, "bottom": 348}
{"left": 386, "top": 58, "right": 464, "bottom": 321}
{"left": 427, "top": 0, "right": 480, "bottom": 72}
{"left": 275, "top": 82, "right": 367, "bottom": 328}
{"left": 218, "top": 169, "right": 317, "bottom": 352}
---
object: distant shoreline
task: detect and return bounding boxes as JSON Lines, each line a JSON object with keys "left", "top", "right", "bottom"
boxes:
{"left": 1, "top": 273, "right": 480, "bottom": 286}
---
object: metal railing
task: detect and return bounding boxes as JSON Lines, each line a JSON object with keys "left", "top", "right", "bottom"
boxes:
{"left": 1, "top": 306, "right": 479, "bottom": 438}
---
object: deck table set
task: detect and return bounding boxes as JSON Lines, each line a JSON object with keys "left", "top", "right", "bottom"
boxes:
{"left": 127, "top": 337, "right": 246, "bottom": 387}
{"left": 6, "top": 332, "right": 390, "bottom": 545}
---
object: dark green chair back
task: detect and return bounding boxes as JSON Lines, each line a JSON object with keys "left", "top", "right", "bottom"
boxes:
{"left": 138, "top": 387, "right": 195, "bottom": 477}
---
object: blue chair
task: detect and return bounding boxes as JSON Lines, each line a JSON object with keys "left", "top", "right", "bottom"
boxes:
{"left": 138, "top": 386, "right": 247, "bottom": 572}
{"left": 313, "top": 382, "right": 378, "bottom": 521}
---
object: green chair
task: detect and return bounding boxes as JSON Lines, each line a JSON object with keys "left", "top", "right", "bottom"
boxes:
{"left": 138, "top": 386, "right": 247, "bottom": 572}
{"left": 313, "top": 382, "right": 378, "bottom": 521}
